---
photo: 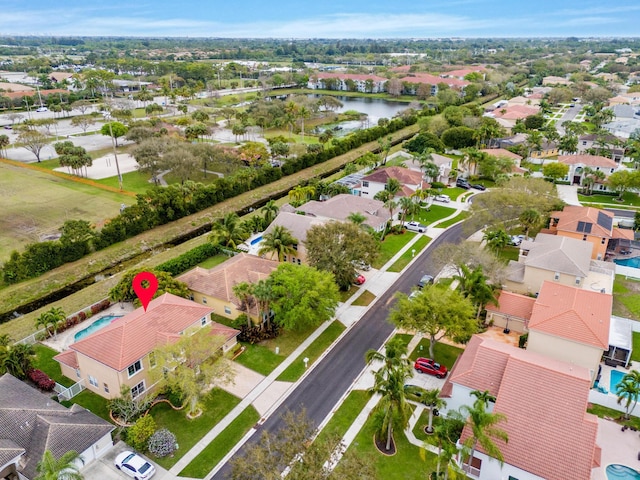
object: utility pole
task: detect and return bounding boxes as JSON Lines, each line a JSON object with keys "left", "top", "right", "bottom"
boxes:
{"left": 102, "top": 81, "right": 123, "bottom": 191}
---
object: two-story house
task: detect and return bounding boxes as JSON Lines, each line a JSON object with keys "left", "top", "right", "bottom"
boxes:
{"left": 503, "top": 233, "right": 614, "bottom": 295}
{"left": 441, "top": 336, "right": 601, "bottom": 480}
{"left": 54, "top": 293, "right": 239, "bottom": 400}
{"left": 556, "top": 154, "right": 618, "bottom": 187}
{"left": 548, "top": 205, "right": 634, "bottom": 260}
{"left": 358, "top": 166, "right": 428, "bottom": 200}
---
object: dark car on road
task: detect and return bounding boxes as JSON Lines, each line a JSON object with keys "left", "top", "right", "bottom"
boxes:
{"left": 456, "top": 178, "right": 470, "bottom": 189}
{"left": 414, "top": 357, "right": 448, "bottom": 378}
{"left": 417, "top": 274, "right": 434, "bottom": 289}
{"left": 470, "top": 183, "right": 486, "bottom": 191}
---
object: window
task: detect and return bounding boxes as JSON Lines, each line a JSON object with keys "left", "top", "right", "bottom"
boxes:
{"left": 575, "top": 276, "right": 581, "bottom": 285}
{"left": 131, "top": 381, "right": 146, "bottom": 399}
{"left": 601, "top": 237, "right": 606, "bottom": 245}
{"left": 103, "top": 383, "right": 109, "bottom": 393}
{"left": 362, "top": 181, "right": 369, "bottom": 187}
{"left": 583, "top": 234, "right": 587, "bottom": 241}
{"left": 553, "top": 272, "right": 560, "bottom": 281}
{"left": 283, "top": 255, "right": 287, "bottom": 261}
{"left": 224, "top": 306, "right": 232, "bottom": 315}
{"left": 189, "top": 294, "right": 194, "bottom": 301}
{"left": 202, "top": 298, "right": 207, "bottom": 304}
{"left": 201, "top": 317, "right": 207, "bottom": 326}
{"left": 508, "top": 476, "right": 520, "bottom": 480}
{"left": 75, "top": 369, "right": 81, "bottom": 378}
{"left": 127, "top": 360, "right": 142, "bottom": 378}
{"left": 149, "top": 351, "right": 156, "bottom": 368}
{"left": 89, "top": 375, "right": 98, "bottom": 387}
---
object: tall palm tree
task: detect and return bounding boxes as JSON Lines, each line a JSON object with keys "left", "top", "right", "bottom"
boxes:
{"left": 210, "top": 213, "right": 247, "bottom": 249}
{"left": 347, "top": 212, "right": 367, "bottom": 226}
{"left": 35, "top": 450, "right": 84, "bottom": 480}
{"left": 405, "top": 386, "right": 446, "bottom": 434}
{"left": 454, "top": 265, "right": 499, "bottom": 321}
{"left": 366, "top": 338, "right": 412, "bottom": 452}
{"left": 252, "top": 279, "right": 275, "bottom": 327}
{"left": 0, "top": 343, "right": 35, "bottom": 379}
{"left": 35, "top": 307, "right": 67, "bottom": 339}
{"left": 398, "top": 196, "right": 418, "bottom": 224}
{"left": 232, "top": 282, "right": 255, "bottom": 327}
{"left": 617, "top": 370, "right": 640, "bottom": 420}
{"left": 460, "top": 394, "right": 508, "bottom": 471}
{"left": 518, "top": 208, "right": 541, "bottom": 239}
{"left": 258, "top": 225, "right": 298, "bottom": 262}
{"left": 432, "top": 410, "right": 465, "bottom": 480}
{"left": 260, "top": 200, "right": 279, "bottom": 226}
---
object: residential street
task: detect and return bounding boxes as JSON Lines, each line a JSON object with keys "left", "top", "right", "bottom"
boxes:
{"left": 211, "top": 221, "right": 467, "bottom": 479}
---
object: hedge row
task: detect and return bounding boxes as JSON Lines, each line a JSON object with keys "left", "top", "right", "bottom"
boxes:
{"left": 156, "top": 243, "right": 222, "bottom": 276}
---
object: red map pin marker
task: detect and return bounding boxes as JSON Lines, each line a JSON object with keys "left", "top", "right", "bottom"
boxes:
{"left": 132, "top": 271, "right": 159, "bottom": 311}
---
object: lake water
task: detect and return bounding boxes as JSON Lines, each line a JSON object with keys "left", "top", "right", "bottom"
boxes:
{"left": 306, "top": 94, "right": 411, "bottom": 124}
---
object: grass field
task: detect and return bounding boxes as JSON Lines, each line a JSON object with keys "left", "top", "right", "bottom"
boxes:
{"left": 0, "top": 162, "right": 127, "bottom": 261}
{"left": 387, "top": 236, "right": 431, "bottom": 272}
{"left": 612, "top": 274, "right": 640, "bottom": 321}
{"left": 372, "top": 231, "right": 417, "bottom": 269}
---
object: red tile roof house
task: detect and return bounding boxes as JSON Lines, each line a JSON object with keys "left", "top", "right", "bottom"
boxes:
{"left": 178, "top": 253, "right": 279, "bottom": 321}
{"left": 554, "top": 154, "right": 619, "bottom": 189}
{"left": 526, "top": 281, "right": 611, "bottom": 385}
{"left": 398, "top": 73, "right": 469, "bottom": 96}
{"left": 441, "top": 336, "right": 601, "bottom": 480}
{"left": 358, "top": 166, "right": 428, "bottom": 201}
{"left": 479, "top": 148, "right": 526, "bottom": 175}
{"left": 54, "top": 293, "right": 239, "bottom": 400}
{"left": 485, "top": 290, "right": 536, "bottom": 334}
{"left": 0, "top": 373, "right": 114, "bottom": 480}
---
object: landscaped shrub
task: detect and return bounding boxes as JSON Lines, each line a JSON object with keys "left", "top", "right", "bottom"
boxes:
{"left": 127, "top": 415, "right": 157, "bottom": 452}
{"left": 90, "top": 299, "right": 111, "bottom": 315}
{"left": 156, "top": 243, "right": 221, "bottom": 276}
{"left": 237, "top": 323, "right": 280, "bottom": 344}
{"left": 148, "top": 428, "right": 178, "bottom": 458}
{"left": 78, "top": 311, "right": 87, "bottom": 322}
{"left": 27, "top": 369, "right": 55, "bottom": 391}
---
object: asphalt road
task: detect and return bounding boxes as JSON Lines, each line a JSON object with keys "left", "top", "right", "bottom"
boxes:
{"left": 606, "top": 208, "right": 635, "bottom": 219}
{"left": 212, "top": 221, "right": 467, "bottom": 479}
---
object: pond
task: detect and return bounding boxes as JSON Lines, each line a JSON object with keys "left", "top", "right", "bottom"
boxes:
{"left": 306, "top": 94, "right": 411, "bottom": 124}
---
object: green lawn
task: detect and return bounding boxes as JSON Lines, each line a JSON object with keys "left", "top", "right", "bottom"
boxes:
{"left": 352, "top": 290, "right": 376, "bottom": 306}
{"left": 372, "top": 231, "right": 417, "bottom": 269}
{"left": 579, "top": 192, "right": 640, "bottom": 207}
{"left": 344, "top": 407, "right": 437, "bottom": 480}
{"left": 61, "top": 389, "right": 112, "bottom": 423}
{"left": 178, "top": 405, "right": 260, "bottom": 478}
{"left": 408, "top": 205, "right": 456, "bottom": 225}
{"left": 409, "top": 340, "right": 464, "bottom": 370}
{"left": 315, "top": 389, "right": 371, "bottom": 443}
{"left": 436, "top": 211, "right": 469, "bottom": 229}
{"left": 587, "top": 403, "right": 640, "bottom": 430}
{"left": 234, "top": 342, "right": 284, "bottom": 376}
{"left": 276, "top": 321, "right": 346, "bottom": 382}
{"left": 612, "top": 274, "right": 640, "bottom": 320}
{"left": 340, "top": 285, "right": 359, "bottom": 302}
{"left": 439, "top": 187, "right": 467, "bottom": 200}
{"left": 94, "top": 170, "right": 154, "bottom": 195}
{"left": 150, "top": 388, "right": 241, "bottom": 469}
{"left": 258, "top": 324, "right": 316, "bottom": 357}
{"left": 633, "top": 332, "right": 640, "bottom": 362}
{"left": 388, "top": 236, "right": 431, "bottom": 272}
{"left": 495, "top": 245, "right": 520, "bottom": 263}
{"left": 32, "top": 343, "right": 75, "bottom": 387}
{"left": 197, "top": 254, "right": 229, "bottom": 269}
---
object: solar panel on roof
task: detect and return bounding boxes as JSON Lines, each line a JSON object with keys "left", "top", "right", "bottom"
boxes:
{"left": 597, "top": 211, "right": 613, "bottom": 231}
{"left": 576, "top": 221, "right": 593, "bottom": 233}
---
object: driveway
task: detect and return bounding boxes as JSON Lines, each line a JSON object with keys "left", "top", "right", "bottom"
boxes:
{"left": 82, "top": 441, "right": 170, "bottom": 480}
{"left": 556, "top": 184, "right": 581, "bottom": 206}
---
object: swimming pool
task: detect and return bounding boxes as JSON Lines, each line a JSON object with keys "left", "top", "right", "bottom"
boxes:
{"left": 74, "top": 315, "right": 122, "bottom": 342}
{"left": 614, "top": 257, "right": 640, "bottom": 269}
{"left": 250, "top": 235, "right": 263, "bottom": 246}
{"left": 606, "top": 464, "right": 640, "bottom": 480}
{"left": 610, "top": 369, "right": 626, "bottom": 395}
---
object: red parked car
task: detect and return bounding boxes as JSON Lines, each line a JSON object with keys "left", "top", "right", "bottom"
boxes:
{"left": 354, "top": 274, "right": 366, "bottom": 285}
{"left": 414, "top": 357, "right": 448, "bottom": 378}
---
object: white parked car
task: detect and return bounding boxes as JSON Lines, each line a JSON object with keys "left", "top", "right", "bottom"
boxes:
{"left": 404, "top": 221, "right": 427, "bottom": 233}
{"left": 434, "top": 194, "right": 450, "bottom": 203}
{"left": 115, "top": 451, "right": 156, "bottom": 480}
{"left": 508, "top": 235, "right": 525, "bottom": 246}
{"left": 35, "top": 106, "right": 48, "bottom": 112}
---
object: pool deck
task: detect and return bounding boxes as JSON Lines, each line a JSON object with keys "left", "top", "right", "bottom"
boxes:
{"left": 42, "top": 302, "right": 135, "bottom": 352}
{"left": 592, "top": 416, "right": 640, "bottom": 479}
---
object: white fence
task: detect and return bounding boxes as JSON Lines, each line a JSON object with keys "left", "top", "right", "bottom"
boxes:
{"left": 615, "top": 264, "right": 640, "bottom": 280}
{"left": 54, "top": 380, "right": 85, "bottom": 401}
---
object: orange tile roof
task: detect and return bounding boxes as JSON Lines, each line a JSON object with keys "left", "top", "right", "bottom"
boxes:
{"left": 314, "top": 72, "right": 388, "bottom": 82}
{"left": 613, "top": 228, "right": 635, "bottom": 240}
{"left": 528, "top": 282, "right": 611, "bottom": 349}
{"left": 178, "top": 253, "right": 278, "bottom": 315}
{"left": 400, "top": 73, "right": 469, "bottom": 88}
{"left": 558, "top": 154, "right": 617, "bottom": 168}
{"left": 551, "top": 205, "right": 614, "bottom": 238}
{"left": 486, "top": 290, "right": 535, "bottom": 321}
{"left": 362, "top": 166, "right": 424, "bottom": 186}
{"left": 62, "top": 293, "right": 215, "bottom": 371}
{"left": 491, "top": 104, "right": 540, "bottom": 120}
{"left": 456, "top": 337, "right": 599, "bottom": 480}
{"left": 55, "top": 349, "right": 79, "bottom": 369}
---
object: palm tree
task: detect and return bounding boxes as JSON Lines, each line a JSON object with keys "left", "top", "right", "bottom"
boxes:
{"left": 210, "top": 213, "right": 247, "bottom": 249}
{"left": 518, "top": 209, "right": 541, "bottom": 239}
{"left": 35, "top": 450, "right": 84, "bottom": 480}
{"left": 232, "top": 282, "right": 255, "bottom": 327}
{"left": 617, "top": 370, "right": 640, "bottom": 420}
{"left": 260, "top": 200, "right": 279, "bottom": 226}
{"left": 405, "top": 386, "right": 446, "bottom": 434}
{"left": 455, "top": 265, "right": 499, "bottom": 321}
{"left": 35, "top": 307, "right": 67, "bottom": 339}
{"left": 432, "top": 410, "right": 465, "bottom": 480}
{"left": 398, "top": 196, "right": 418, "bottom": 224}
{"left": 483, "top": 228, "right": 510, "bottom": 254}
{"left": 252, "top": 279, "right": 275, "bottom": 327}
{"left": 0, "top": 343, "right": 35, "bottom": 379}
{"left": 347, "top": 212, "right": 367, "bottom": 226}
{"left": 460, "top": 393, "right": 508, "bottom": 472}
{"left": 258, "top": 225, "right": 298, "bottom": 262}
{"left": 366, "top": 338, "right": 412, "bottom": 452}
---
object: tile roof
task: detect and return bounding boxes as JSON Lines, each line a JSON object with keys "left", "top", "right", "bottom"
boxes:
{"left": 485, "top": 290, "right": 535, "bottom": 321}
{"left": 558, "top": 154, "right": 618, "bottom": 168}
{"left": 296, "top": 194, "right": 391, "bottom": 230}
{"left": 178, "top": 253, "right": 278, "bottom": 314}
{"left": 612, "top": 227, "right": 635, "bottom": 240}
{"left": 0, "top": 374, "right": 114, "bottom": 479}
{"left": 551, "top": 205, "right": 615, "bottom": 238}
{"left": 479, "top": 148, "right": 522, "bottom": 160}
{"left": 362, "top": 166, "right": 424, "bottom": 187}
{"left": 528, "top": 281, "right": 611, "bottom": 349}
{"left": 60, "top": 293, "right": 215, "bottom": 371}
{"left": 490, "top": 104, "right": 540, "bottom": 120}
{"left": 264, "top": 211, "right": 328, "bottom": 244}
{"left": 522, "top": 233, "right": 593, "bottom": 277}
{"left": 314, "top": 72, "right": 388, "bottom": 82}
{"left": 400, "top": 73, "right": 469, "bottom": 88}
{"left": 455, "top": 338, "right": 599, "bottom": 480}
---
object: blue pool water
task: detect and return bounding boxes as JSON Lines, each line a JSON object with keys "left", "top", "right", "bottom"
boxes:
{"left": 606, "top": 464, "right": 640, "bottom": 480}
{"left": 74, "top": 315, "right": 122, "bottom": 342}
{"left": 250, "top": 235, "right": 263, "bottom": 245}
{"left": 614, "top": 256, "right": 640, "bottom": 268}
{"left": 610, "top": 370, "right": 625, "bottom": 395}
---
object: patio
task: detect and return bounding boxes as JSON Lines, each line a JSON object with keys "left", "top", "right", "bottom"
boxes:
{"left": 591, "top": 416, "right": 640, "bottom": 480}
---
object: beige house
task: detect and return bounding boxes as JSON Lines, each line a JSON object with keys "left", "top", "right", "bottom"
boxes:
{"left": 527, "top": 281, "right": 612, "bottom": 383}
{"left": 55, "top": 293, "right": 239, "bottom": 400}
{"left": 178, "top": 253, "right": 279, "bottom": 321}
{"left": 485, "top": 290, "right": 536, "bottom": 334}
{"left": 260, "top": 211, "right": 327, "bottom": 264}
{"left": 503, "top": 233, "right": 614, "bottom": 295}
{"left": 358, "top": 166, "right": 428, "bottom": 200}
{"left": 442, "top": 336, "right": 601, "bottom": 480}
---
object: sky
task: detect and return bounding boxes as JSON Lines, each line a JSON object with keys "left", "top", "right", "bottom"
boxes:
{"left": 1, "top": 1, "right": 640, "bottom": 39}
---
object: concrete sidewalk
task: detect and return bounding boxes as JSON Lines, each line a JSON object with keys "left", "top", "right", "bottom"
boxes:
{"left": 165, "top": 205, "right": 469, "bottom": 479}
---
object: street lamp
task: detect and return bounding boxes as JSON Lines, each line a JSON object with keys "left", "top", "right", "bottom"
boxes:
{"left": 101, "top": 81, "right": 123, "bottom": 191}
